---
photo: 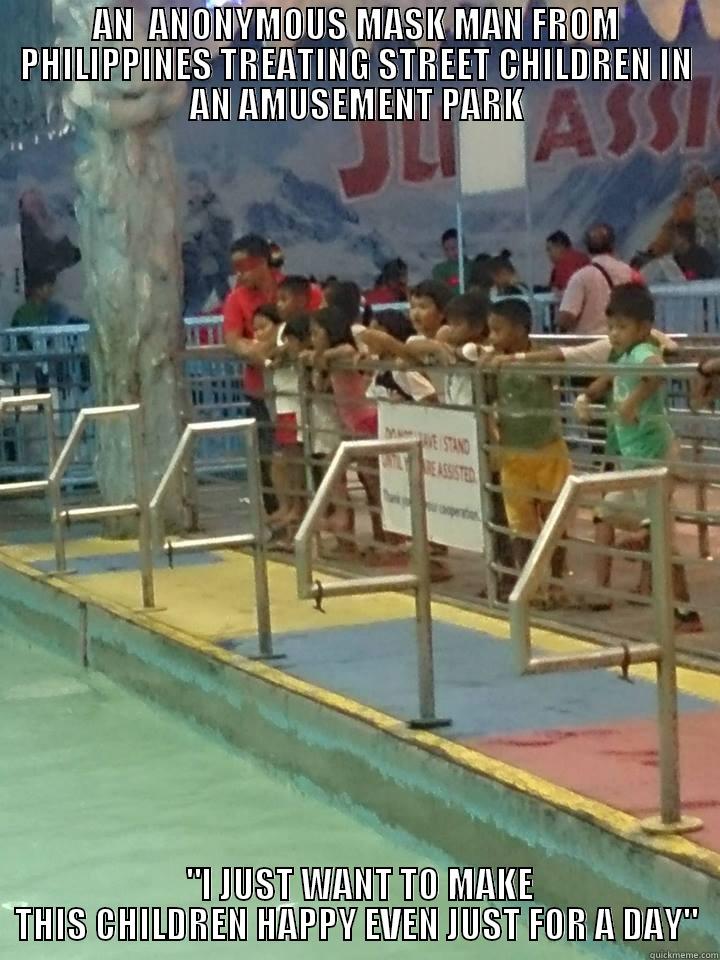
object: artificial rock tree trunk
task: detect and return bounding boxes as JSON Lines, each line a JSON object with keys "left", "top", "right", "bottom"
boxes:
{"left": 54, "top": 0, "right": 189, "bottom": 535}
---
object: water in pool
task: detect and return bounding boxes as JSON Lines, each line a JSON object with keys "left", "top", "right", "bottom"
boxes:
{"left": 1, "top": 629, "right": 626, "bottom": 958}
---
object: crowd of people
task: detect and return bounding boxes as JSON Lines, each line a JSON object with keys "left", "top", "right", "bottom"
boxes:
{"left": 218, "top": 227, "right": 719, "bottom": 635}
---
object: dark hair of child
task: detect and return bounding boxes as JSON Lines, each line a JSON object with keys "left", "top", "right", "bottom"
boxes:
{"left": 231, "top": 234, "right": 271, "bottom": 260}
{"left": 487, "top": 251, "right": 515, "bottom": 277}
{"left": 372, "top": 309, "right": 415, "bottom": 343}
{"left": 606, "top": 282, "right": 655, "bottom": 326}
{"left": 409, "top": 279, "right": 453, "bottom": 312}
{"left": 253, "top": 303, "right": 282, "bottom": 326}
{"left": 489, "top": 297, "right": 532, "bottom": 334}
{"left": 325, "top": 281, "right": 362, "bottom": 323}
{"left": 312, "top": 307, "right": 356, "bottom": 348}
{"left": 279, "top": 275, "right": 311, "bottom": 298}
{"left": 446, "top": 292, "right": 490, "bottom": 334}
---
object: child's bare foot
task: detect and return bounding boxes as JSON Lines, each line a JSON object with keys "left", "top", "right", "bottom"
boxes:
{"left": 285, "top": 506, "right": 303, "bottom": 526}
{"left": 364, "top": 547, "right": 410, "bottom": 568}
{"left": 383, "top": 531, "right": 407, "bottom": 546}
{"left": 327, "top": 537, "right": 361, "bottom": 558}
{"left": 429, "top": 560, "right": 452, "bottom": 583}
{"left": 326, "top": 511, "right": 354, "bottom": 536}
{"left": 617, "top": 534, "right": 650, "bottom": 554}
{"left": 578, "top": 594, "right": 613, "bottom": 612}
{"left": 627, "top": 585, "right": 651, "bottom": 607}
{"left": 267, "top": 508, "right": 289, "bottom": 529}
{"left": 675, "top": 608, "right": 704, "bottom": 634}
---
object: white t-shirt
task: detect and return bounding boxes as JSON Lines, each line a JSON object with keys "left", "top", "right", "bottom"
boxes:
{"left": 406, "top": 333, "right": 446, "bottom": 400}
{"left": 444, "top": 359, "right": 475, "bottom": 408}
{"left": 559, "top": 338, "right": 613, "bottom": 365}
{"left": 559, "top": 255, "right": 634, "bottom": 335}
{"left": 366, "top": 369, "right": 436, "bottom": 403}
{"left": 272, "top": 324, "right": 301, "bottom": 418}
{"left": 310, "top": 393, "right": 341, "bottom": 455}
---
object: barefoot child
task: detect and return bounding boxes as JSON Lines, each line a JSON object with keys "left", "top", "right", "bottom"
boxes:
{"left": 488, "top": 298, "right": 571, "bottom": 607}
{"left": 269, "top": 277, "right": 316, "bottom": 536}
{"left": 593, "top": 283, "right": 702, "bottom": 632}
{"left": 269, "top": 314, "right": 312, "bottom": 546}
{"left": 309, "top": 308, "right": 383, "bottom": 548}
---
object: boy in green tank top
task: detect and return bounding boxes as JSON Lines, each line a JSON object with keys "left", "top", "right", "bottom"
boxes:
{"left": 593, "top": 284, "right": 702, "bottom": 633}
{"left": 488, "top": 298, "right": 571, "bottom": 607}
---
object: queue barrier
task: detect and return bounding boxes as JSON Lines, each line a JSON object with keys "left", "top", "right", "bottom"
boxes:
{"left": 0, "top": 392, "right": 56, "bottom": 494}
{"left": 47, "top": 404, "right": 155, "bottom": 610}
{"left": 294, "top": 437, "right": 451, "bottom": 730}
{"left": 509, "top": 467, "right": 703, "bottom": 836}
{"left": 150, "top": 418, "right": 279, "bottom": 661}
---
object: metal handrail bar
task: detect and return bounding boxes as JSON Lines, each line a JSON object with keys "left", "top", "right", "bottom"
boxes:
{"left": 46, "top": 404, "right": 154, "bottom": 609}
{"left": 149, "top": 418, "right": 277, "bottom": 661}
{"left": 294, "top": 437, "right": 450, "bottom": 730}
{"left": 0, "top": 393, "right": 56, "bottom": 496}
{"left": 509, "top": 467, "right": 702, "bottom": 836}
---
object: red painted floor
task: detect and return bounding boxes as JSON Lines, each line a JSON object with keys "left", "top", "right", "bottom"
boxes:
{"left": 463, "top": 710, "right": 720, "bottom": 853}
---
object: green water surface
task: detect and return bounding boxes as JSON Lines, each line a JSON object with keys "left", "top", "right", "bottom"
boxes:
{"left": 1, "top": 630, "right": 625, "bottom": 958}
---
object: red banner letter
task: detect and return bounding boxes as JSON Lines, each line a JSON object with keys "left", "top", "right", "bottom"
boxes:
{"left": 686, "top": 75, "right": 711, "bottom": 150}
{"left": 606, "top": 84, "right": 637, "bottom": 158}
{"left": 338, "top": 122, "right": 391, "bottom": 200}
{"left": 401, "top": 119, "right": 439, "bottom": 184}
{"left": 648, "top": 83, "right": 679, "bottom": 154}
{"left": 534, "top": 88, "right": 596, "bottom": 163}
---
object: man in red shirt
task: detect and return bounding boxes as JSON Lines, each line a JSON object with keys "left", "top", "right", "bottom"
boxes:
{"left": 223, "top": 233, "right": 280, "bottom": 513}
{"left": 546, "top": 230, "right": 590, "bottom": 291}
{"left": 364, "top": 258, "right": 408, "bottom": 307}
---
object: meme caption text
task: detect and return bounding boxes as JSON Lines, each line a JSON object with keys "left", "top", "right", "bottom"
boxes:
{"left": 20, "top": 4, "right": 693, "bottom": 122}
{"left": 13, "top": 866, "right": 702, "bottom": 944}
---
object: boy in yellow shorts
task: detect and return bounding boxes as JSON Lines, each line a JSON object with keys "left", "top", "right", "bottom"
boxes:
{"left": 488, "top": 298, "right": 571, "bottom": 606}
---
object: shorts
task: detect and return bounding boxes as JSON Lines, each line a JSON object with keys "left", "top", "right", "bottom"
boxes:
{"left": 500, "top": 438, "right": 571, "bottom": 536}
{"left": 354, "top": 409, "right": 379, "bottom": 439}
{"left": 275, "top": 412, "right": 299, "bottom": 447}
{"left": 595, "top": 445, "right": 680, "bottom": 530}
{"left": 594, "top": 489, "right": 650, "bottom": 531}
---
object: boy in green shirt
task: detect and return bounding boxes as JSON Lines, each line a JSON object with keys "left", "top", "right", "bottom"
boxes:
{"left": 488, "top": 297, "right": 571, "bottom": 607}
{"left": 592, "top": 283, "right": 702, "bottom": 633}
{"left": 431, "top": 229, "right": 471, "bottom": 290}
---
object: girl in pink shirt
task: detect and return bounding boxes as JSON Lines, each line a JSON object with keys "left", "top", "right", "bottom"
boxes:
{"left": 310, "top": 308, "right": 383, "bottom": 545}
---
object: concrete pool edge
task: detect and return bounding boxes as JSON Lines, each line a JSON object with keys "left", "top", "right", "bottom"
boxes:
{"left": 1, "top": 553, "right": 719, "bottom": 951}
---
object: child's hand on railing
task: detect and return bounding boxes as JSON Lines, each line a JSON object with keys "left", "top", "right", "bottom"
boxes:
{"left": 574, "top": 393, "right": 593, "bottom": 424}
{"left": 487, "top": 351, "right": 515, "bottom": 369}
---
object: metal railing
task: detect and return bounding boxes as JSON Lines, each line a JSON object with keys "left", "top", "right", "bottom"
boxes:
{"left": 47, "top": 404, "right": 155, "bottom": 609}
{"left": 294, "top": 437, "right": 450, "bottom": 730}
{"left": 509, "top": 467, "right": 703, "bottom": 836}
{"left": 0, "top": 392, "right": 56, "bottom": 495}
{"left": 149, "top": 418, "right": 278, "bottom": 661}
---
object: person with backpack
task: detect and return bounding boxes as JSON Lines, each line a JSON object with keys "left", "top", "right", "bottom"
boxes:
{"left": 556, "top": 223, "right": 636, "bottom": 335}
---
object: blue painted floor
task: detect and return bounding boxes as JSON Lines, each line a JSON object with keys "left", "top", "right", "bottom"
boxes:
{"left": 217, "top": 620, "right": 713, "bottom": 739}
{"left": 2, "top": 524, "right": 98, "bottom": 545}
{"left": 31, "top": 551, "right": 220, "bottom": 575}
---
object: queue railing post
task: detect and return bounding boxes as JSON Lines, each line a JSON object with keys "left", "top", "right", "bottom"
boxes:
{"left": 295, "top": 438, "right": 451, "bottom": 730}
{"left": 149, "top": 418, "right": 281, "bottom": 661}
{"left": 46, "top": 404, "right": 156, "bottom": 609}
{"left": 509, "top": 467, "right": 703, "bottom": 835}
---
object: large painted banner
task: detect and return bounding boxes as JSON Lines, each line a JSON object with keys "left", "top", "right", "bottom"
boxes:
{"left": 1, "top": 18, "right": 719, "bottom": 324}
{"left": 378, "top": 402, "right": 484, "bottom": 551}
